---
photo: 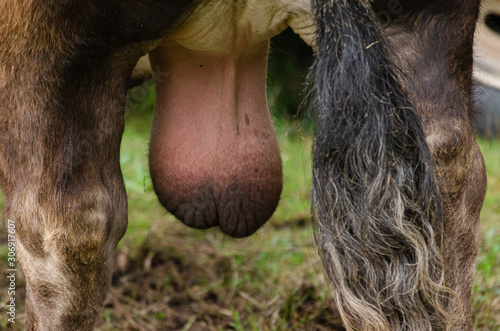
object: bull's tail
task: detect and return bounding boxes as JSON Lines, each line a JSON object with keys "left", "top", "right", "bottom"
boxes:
{"left": 311, "top": 0, "right": 455, "bottom": 329}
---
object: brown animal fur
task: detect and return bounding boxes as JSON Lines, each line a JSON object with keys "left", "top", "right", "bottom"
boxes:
{"left": 0, "top": 1, "right": 198, "bottom": 329}
{"left": 0, "top": 0, "right": 487, "bottom": 330}
{"left": 384, "top": 1, "right": 487, "bottom": 328}
{"left": 312, "top": 0, "right": 486, "bottom": 329}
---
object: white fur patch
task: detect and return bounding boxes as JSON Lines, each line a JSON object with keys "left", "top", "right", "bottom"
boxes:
{"left": 169, "top": 0, "right": 315, "bottom": 53}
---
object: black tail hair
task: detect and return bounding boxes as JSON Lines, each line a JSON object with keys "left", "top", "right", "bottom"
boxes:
{"left": 311, "top": 0, "right": 455, "bottom": 329}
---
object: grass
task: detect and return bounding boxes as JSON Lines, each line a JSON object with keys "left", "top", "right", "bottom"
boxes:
{"left": 477, "top": 139, "right": 500, "bottom": 232}
{"left": 473, "top": 139, "right": 500, "bottom": 330}
{"left": 0, "top": 87, "right": 499, "bottom": 330}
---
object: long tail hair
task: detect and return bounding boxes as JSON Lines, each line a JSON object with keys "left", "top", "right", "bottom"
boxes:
{"left": 310, "top": 0, "right": 456, "bottom": 329}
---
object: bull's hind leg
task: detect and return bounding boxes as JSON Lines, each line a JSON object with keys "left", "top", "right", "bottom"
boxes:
{"left": 0, "top": 1, "right": 196, "bottom": 329}
{"left": 312, "top": 0, "right": 485, "bottom": 330}
{"left": 0, "top": 57, "right": 130, "bottom": 329}
{"left": 0, "top": 76, "right": 128, "bottom": 329}
{"left": 383, "top": 1, "right": 487, "bottom": 329}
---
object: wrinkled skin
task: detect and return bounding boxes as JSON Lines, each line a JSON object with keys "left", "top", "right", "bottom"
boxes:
{"left": 148, "top": 1, "right": 314, "bottom": 237}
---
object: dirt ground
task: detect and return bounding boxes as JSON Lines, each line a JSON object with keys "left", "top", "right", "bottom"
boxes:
{"left": 0, "top": 218, "right": 346, "bottom": 331}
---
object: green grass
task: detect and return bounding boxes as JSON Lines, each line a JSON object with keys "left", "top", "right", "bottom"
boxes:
{"left": 477, "top": 139, "right": 500, "bottom": 231}
{"left": 474, "top": 139, "right": 500, "bottom": 330}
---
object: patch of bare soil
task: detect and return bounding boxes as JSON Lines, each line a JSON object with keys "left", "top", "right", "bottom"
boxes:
{"left": 95, "top": 228, "right": 344, "bottom": 330}
{"left": 0, "top": 222, "right": 344, "bottom": 331}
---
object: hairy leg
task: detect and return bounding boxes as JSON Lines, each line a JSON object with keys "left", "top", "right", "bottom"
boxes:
{"left": 311, "top": 0, "right": 485, "bottom": 330}
{"left": 384, "top": 0, "right": 487, "bottom": 328}
{"left": 0, "top": 1, "right": 196, "bottom": 329}
{"left": 0, "top": 54, "right": 129, "bottom": 330}
{"left": 312, "top": 0, "right": 447, "bottom": 329}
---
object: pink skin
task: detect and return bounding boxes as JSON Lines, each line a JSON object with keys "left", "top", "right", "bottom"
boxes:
{"left": 149, "top": 39, "right": 282, "bottom": 237}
